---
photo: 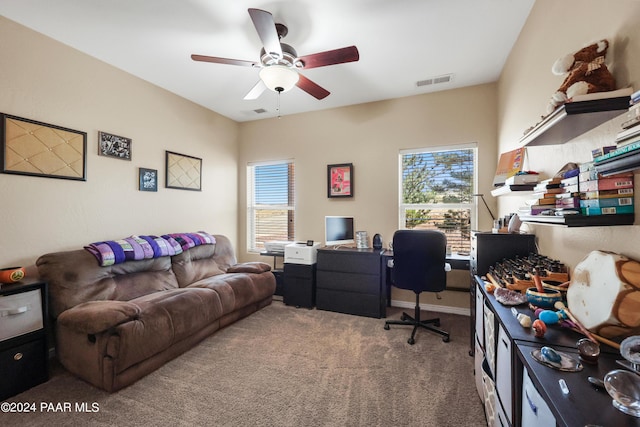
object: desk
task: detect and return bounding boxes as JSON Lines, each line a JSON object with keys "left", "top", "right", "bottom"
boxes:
{"left": 381, "top": 250, "right": 471, "bottom": 307}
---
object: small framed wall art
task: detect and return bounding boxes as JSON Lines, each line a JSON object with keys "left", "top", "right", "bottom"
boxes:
{"left": 1, "top": 113, "right": 87, "bottom": 181}
{"left": 165, "top": 150, "right": 202, "bottom": 191}
{"left": 139, "top": 167, "right": 158, "bottom": 192}
{"left": 327, "top": 163, "right": 353, "bottom": 198}
{"left": 98, "top": 131, "right": 132, "bottom": 160}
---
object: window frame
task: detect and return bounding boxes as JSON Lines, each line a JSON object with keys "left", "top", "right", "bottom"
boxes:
{"left": 246, "top": 159, "right": 295, "bottom": 253}
{"left": 398, "top": 143, "right": 478, "bottom": 251}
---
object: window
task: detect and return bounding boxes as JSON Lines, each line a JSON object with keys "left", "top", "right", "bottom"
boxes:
{"left": 247, "top": 160, "right": 295, "bottom": 252}
{"left": 399, "top": 144, "right": 477, "bottom": 253}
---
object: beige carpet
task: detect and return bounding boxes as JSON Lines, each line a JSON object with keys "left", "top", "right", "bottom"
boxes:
{"left": 2, "top": 302, "right": 485, "bottom": 426}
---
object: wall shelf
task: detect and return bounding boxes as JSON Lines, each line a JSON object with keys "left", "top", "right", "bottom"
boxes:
{"left": 519, "top": 96, "right": 630, "bottom": 147}
{"left": 490, "top": 184, "right": 535, "bottom": 197}
{"left": 518, "top": 213, "right": 634, "bottom": 227}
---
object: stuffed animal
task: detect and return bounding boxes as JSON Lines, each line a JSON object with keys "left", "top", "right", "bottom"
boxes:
{"left": 547, "top": 39, "right": 616, "bottom": 114}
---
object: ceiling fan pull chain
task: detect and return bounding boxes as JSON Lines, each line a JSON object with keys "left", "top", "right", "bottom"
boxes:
{"left": 276, "top": 90, "right": 282, "bottom": 119}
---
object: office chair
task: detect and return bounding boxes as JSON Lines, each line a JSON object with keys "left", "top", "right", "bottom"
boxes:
{"left": 384, "top": 229, "right": 450, "bottom": 344}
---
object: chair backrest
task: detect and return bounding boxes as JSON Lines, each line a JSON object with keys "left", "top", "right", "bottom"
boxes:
{"left": 392, "top": 229, "right": 447, "bottom": 293}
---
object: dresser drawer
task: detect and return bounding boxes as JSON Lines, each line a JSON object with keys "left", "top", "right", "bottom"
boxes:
{"left": 0, "top": 289, "right": 44, "bottom": 341}
{"left": 0, "top": 338, "right": 48, "bottom": 400}
{"left": 317, "top": 251, "right": 380, "bottom": 274}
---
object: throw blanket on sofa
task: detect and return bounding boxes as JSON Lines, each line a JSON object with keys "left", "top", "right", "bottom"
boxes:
{"left": 85, "top": 232, "right": 216, "bottom": 266}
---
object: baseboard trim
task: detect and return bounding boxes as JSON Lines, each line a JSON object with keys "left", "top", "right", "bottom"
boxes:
{"left": 390, "top": 299, "right": 470, "bottom": 317}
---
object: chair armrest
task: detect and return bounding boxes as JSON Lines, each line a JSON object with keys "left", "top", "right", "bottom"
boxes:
{"left": 57, "top": 300, "right": 140, "bottom": 334}
{"left": 227, "top": 262, "right": 272, "bottom": 274}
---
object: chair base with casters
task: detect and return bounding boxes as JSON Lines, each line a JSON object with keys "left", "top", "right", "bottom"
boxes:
{"left": 384, "top": 293, "right": 450, "bottom": 344}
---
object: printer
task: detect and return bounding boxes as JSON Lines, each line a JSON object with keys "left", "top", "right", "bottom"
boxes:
{"left": 284, "top": 242, "right": 322, "bottom": 265}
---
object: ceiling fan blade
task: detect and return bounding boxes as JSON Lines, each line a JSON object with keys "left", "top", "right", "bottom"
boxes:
{"left": 248, "top": 8, "right": 282, "bottom": 59}
{"left": 243, "top": 80, "right": 267, "bottom": 100}
{"left": 296, "top": 74, "right": 330, "bottom": 100}
{"left": 298, "top": 46, "right": 360, "bottom": 69}
{"left": 191, "top": 54, "right": 258, "bottom": 67}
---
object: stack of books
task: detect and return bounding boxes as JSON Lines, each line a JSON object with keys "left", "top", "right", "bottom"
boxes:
{"left": 619, "top": 88, "right": 640, "bottom": 136}
{"left": 528, "top": 178, "right": 563, "bottom": 215}
{"left": 555, "top": 174, "right": 581, "bottom": 215}
{"left": 593, "top": 91, "right": 640, "bottom": 176}
{"left": 578, "top": 162, "right": 634, "bottom": 216}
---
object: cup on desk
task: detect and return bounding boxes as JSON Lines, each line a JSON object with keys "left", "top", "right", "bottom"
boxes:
{"left": 446, "top": 245, "right": 452, "bottom": 256}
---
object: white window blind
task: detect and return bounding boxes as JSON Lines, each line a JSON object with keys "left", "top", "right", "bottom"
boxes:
{"left": 247, "top": 160, "right": 295, "bottom": 252}
{"left": 399, "top": 144, "right": 477, "bottom": 253}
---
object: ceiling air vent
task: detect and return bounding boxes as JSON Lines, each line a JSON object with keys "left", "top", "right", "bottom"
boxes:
{"left": 253, "top": 108, "right": 268, "bottom": 114}
{"left": 416, "top": 73, "right": 454, "bottom": 87}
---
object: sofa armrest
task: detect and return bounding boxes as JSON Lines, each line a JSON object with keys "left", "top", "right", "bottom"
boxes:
{"left": 227, "top": 262, "right": 272, "bottom": 274}
{"left": 57, "top": 300, "right": 140, "bottom": 334}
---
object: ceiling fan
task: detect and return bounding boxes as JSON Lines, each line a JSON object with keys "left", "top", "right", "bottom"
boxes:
{"left": 191, "top": 8, "right": 359, "bottom": 100}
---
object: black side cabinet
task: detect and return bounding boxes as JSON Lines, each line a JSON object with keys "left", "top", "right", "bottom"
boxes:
{"left": 316, "top": 247, "right": 385, "bottom": 318}
{"left": 283, "top": 263, "right": 316, "bottom": 308}
{"left": 0, "top": 280, "right": 49, "bottom": 401}
{"left": 469, "top": 231, "right": 537, "bottom": 356}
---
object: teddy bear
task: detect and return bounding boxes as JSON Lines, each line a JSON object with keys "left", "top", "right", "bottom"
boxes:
{"left": 547, "top": 39, "right": 616, "bottom": 114}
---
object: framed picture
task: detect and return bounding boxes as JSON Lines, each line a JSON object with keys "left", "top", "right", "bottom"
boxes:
{"left": 98, "top": 131, "right": 132, "bottom": 160}
{"left": 139, "top": 167, "right": 158, "bottom": 192}
{"left": 327, "top": 163, "right": 353, "bottom": 198}
{"left": 165, "top": 151, "right": 202, "bottom": 191}
{"left": 1, "top": 113, "right": 87, "bottom": 181}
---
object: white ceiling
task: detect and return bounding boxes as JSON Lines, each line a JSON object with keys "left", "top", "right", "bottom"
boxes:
{"left": 0, "top": 0, "right": 535, "bottom": 122}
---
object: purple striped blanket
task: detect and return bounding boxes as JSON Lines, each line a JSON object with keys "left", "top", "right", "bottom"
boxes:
{"left": 85, "top": 232, "right": 216, "bottom": 266}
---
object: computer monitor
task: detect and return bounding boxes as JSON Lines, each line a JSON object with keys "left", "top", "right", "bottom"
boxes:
{"left": 325, "top": 216, "right": 355, "bottom": 246}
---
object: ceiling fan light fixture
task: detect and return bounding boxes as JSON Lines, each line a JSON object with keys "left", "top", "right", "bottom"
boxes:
{"left": 259, "top": 65, "right": 299, "bottom": 93}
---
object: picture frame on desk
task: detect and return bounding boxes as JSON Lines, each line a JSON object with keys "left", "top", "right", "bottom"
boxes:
{"left": 327, "top": 163, "right": 353, "bottom": 198}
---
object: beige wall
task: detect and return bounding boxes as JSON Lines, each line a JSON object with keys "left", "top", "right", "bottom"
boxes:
{"left": 238, "top": 84, "right": 499, "bottom": 311}
{"left": 497, "top": 0, "right": 640, "bottom": 268}
{"left": 0, "top": 17, "right": 239, "bottom": 271}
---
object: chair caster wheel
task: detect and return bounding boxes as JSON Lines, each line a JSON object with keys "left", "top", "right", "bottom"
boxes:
{"left": 401, "top": 314, "right": 407, "bottom": 321}
{"left": 442, "top": 336, "right": 450, "bottom": 343}
{"left": 408, "top": 338, "right": 415, "bottom": 345}
{"left": 384, "top": 324, "right": 390, "bottom": 330}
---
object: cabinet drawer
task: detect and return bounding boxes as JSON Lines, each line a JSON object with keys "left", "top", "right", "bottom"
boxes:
{"left": 495, "top": 325, "right": 513, "bottom": 425}
{"left": 484, "top": 303, "right": 496, "bottom": 376}
{"left": 316, "top": 270, "right": 379, "bottom": 294}
{"left": 0, "top": 289, "right": 43, "bottom": 341}
{"left": 521, "top": 367, "right": 555, "bottom": 427}
{"left": 316, "top": 288, "right": 381, "bottom": 318}
{"left": 317, "top": 251, "right": 379, "bottom": 274}
{"left": 475, "top": 283, "right": 485, "bottom": 348}
{"left": 0, "top": 338, "right": 48, "bottom": 400}
{"left": 284, "top": 263, "right": 315, "bottom": 279}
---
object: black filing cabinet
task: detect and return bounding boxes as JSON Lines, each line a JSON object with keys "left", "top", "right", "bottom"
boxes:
{"left": 0, "top": 280, "right": 49, "bottom": 401}
{"left": 316, "top": 247, "right": 385, "bottom": 318}
{"left": 283, "top": 263, "right": 316, "bottom": 308}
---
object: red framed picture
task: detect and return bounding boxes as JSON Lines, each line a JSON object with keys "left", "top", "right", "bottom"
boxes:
{"left": 327, "top": 163, "right": 353, "bottom": 198}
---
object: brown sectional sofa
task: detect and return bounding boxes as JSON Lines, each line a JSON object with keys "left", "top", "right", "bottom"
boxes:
{"left": 36, "top": 234, "right": 275, "bottom": 392}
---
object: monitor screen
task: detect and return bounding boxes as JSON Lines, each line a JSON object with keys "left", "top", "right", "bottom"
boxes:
{"left": 325, "top": 216, "right": 355, "bottom": 246}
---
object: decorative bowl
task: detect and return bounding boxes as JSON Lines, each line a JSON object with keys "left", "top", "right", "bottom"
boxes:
{"left": 0, "top": 266, "right": 25, "bottom": 284}
{"left": 526, "top": 287, "right": 563, "bottom": 308}
{"left": 604, "top": 369, "right": 640, "bottom": 417}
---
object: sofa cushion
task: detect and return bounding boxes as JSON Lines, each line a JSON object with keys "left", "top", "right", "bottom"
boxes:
{"left": 37, "top": 249, "right": 179, "bottom": 318}
{"left": 57, "top": 300, "right": 141, "bottom": 334}
{"left": 187, "top": 271, "right": 276, "bottom": 314}
{"left": 171, "top": 235, "right": 237, "bottom": 287}
{"left": 108, "top": 287, "right": 223, "bottom": 374}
